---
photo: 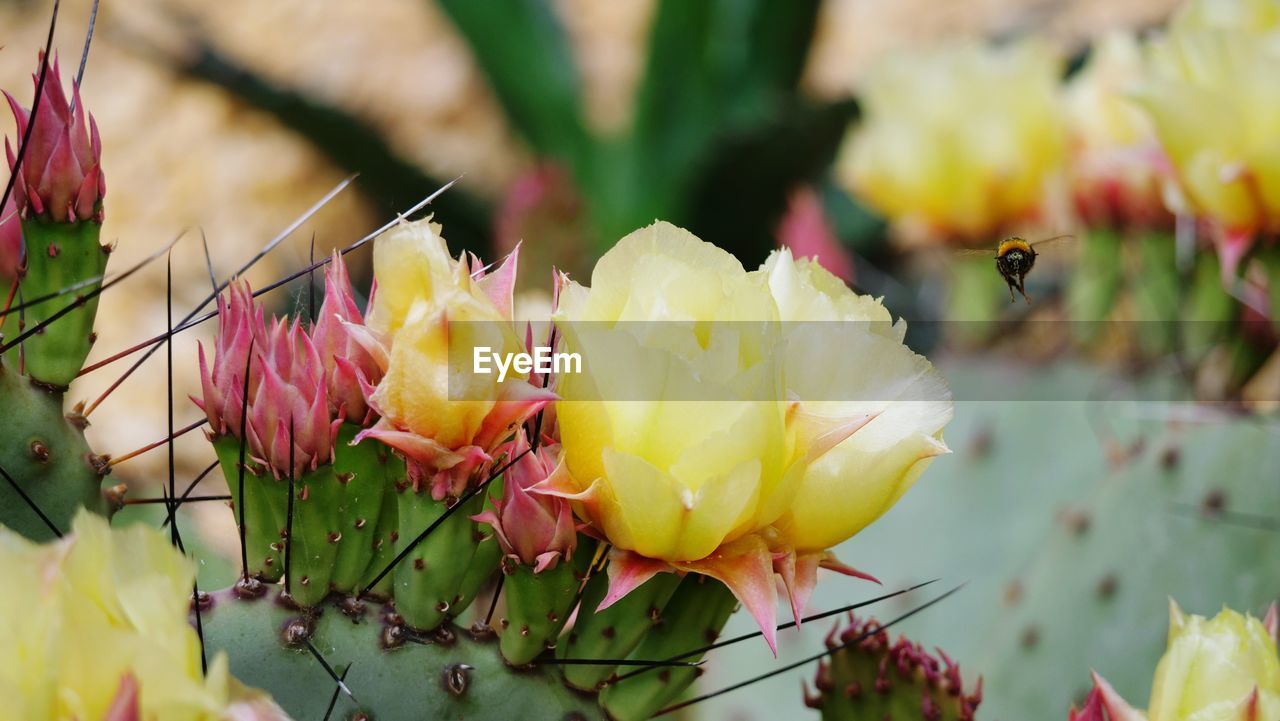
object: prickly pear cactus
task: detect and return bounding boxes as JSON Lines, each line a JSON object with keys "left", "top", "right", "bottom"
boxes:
{"left": 198, "top": 589, "right": 601, "bottom": 720}
{"left": 803, "top": 615, "right": 982, "bottom": 721}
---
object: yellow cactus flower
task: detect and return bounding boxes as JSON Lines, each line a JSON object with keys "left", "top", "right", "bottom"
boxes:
{"left": 836, "top": 41, "right": 1065, "bottom": 244}
{"left": 753, "top": 250, "right": 953, "bottom": 553}
{"left": 545, "top": 221, "right": 952, "bottom": 649}
{"left": 357, "top": 218, "right": 553, "bottom": 497}
{"left": 1132, "top": 0, "right": 1280, "bottom": 276}
{"left": 1063, "top": 32, "right": 1173, "bottom": 231}
{"left": 1145, "top": 602, "right": 1280, "bottom": 721}
{"left": 0, "top": 512, "right": 289, "bottom": 721}
{"left": 553, "top": 221, "right": 794, "bottom": 563}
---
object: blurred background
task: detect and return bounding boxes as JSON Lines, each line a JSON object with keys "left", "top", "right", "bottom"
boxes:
{"left": 3, "top": 0, "right": 1278, "bottom": 718}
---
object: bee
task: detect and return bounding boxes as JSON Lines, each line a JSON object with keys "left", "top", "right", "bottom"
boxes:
{"left": 961, "top": 235, "right": 1073, "bottom": 304}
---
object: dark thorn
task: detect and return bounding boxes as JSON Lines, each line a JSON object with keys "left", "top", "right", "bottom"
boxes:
{"left": 309, "top": 233, "right": 317, "bottom": 323}
{"left": 0, "top": 461, "right": 62, "bottom": 537}
{"left": 167, "top": 251, "right": 179, "bottom": 549}
{"left": 73, "top": 0, "right": 100, "bottom": 88}
{"left": 76, "top": 176, "right": 453, "bottom": 388}
{"left": 161, "top": 460, "right": 219, "bottom": 529}
{"left": 321, "top": 664, "right": 352, "bottom": 721}
{"left": 652, "top": 584, "right": 965, "bottom": 716}
{"left": 200, "top": 229, "right": 219, "bottom": 294}
{"left": 359, "top": 445, "right": 533, "bottom": 596}
{"left": 612, "top": 580, "right": 940, "bottom": 683}
{"left": 237, "top": 340, "right": 255, "bottom": 581}
{"left": 192, "top": 580, "right": 207, "bottom": 676}
{"left": 125, "top": 494, "right": 230, "bottom": 505}
{"left": 108, "top": 417, "right": 209, "bottom": 467}
{"left": 76, "top": 175, "right": 355, "bottom": 412}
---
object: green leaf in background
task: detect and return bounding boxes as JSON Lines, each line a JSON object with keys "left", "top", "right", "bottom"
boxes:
{"left": 435, "top": 0, "right": 592, "bottom": 173}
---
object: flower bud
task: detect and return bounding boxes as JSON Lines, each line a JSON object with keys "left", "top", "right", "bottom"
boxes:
{"left": 311, "top": 252, "right": 381, "bottom": 424}
{"left": 196, "top": 282, "right": 337, "bottom": 479}
{"left": 356, "top": 218, "right": 553, "bottom": 498}
{"left": 3, "top": 52, "right": 105, "bottom": 224}
{"left": 1078, "top": 601, "right": 1280, "bottom": 721}
{"left": 473, "top": 432, "right": 576, "bottom": 571}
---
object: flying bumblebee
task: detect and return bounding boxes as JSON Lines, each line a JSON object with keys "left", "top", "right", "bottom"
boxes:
{"left": 960, "top": 235, "right": 1073, "bottom": 304}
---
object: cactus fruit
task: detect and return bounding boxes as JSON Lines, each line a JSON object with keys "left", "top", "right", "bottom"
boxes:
{"left": 199, "top": 589, "right": 601, "bottom": 720}
{"left": 802, "top": 614, "right": 983, "bottom": 721}
{"left": 0, "top": 360, "right": 107, "bottom": 541}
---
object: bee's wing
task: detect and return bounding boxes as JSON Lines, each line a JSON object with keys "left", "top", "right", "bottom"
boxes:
{"left": 1028, "top": 234, "right": 1075, "bottom": 249}
{"left": 955, "top": 248, "right": 994, "bottom": 257}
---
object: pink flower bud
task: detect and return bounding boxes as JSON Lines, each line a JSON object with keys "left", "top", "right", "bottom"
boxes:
{"left": 311, "top": 252, "right": 381, "bottom": 424}
{"left": 195, "top": 281, "right": 337, "bottom": 479}
{"left": 4, "top": 53, "right": 105, "bottom": 223}
{"left": 473, "top": 432, "right": 576, "bottom": 572}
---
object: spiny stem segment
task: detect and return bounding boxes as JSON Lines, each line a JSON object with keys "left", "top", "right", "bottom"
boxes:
{"left": 612, "top": 579, "right": 940, "bottom": 683}
{"left": 653, "top": 584, "right": 966, "bottom": 716}
{"left": 359, "top": 444, "right": 530, "bottom": 596}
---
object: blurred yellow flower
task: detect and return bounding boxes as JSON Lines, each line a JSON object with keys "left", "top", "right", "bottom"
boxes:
{"left": 1084, "top": 601, "right": 1280, "bottom": 721}
{"left": 1133, "top": 0, "right": 1280, "bottom": 275}
{"left": 1063, "top": 32, "right": 1173, "bottom": 231}
{"left": 837, "top": 41, "right": 1065, "bottom": 243}
{"left": 359, "top": 218, "right": 553, "bottom": 497}
{"left": 0, "top": 512, "right": 288, "bottom": 721}
{"left": 1148, "top": 602, "right": 1280, "bottom": 721}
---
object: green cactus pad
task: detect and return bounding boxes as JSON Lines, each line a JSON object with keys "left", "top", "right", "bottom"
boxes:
{"left": 599, "top": 575, "right": 739, "bottom": 721}
{"left": 498, "top": 547, "right": 593, "bottom": 666}
{"left": 0, "top": 361, "right": 107, "bottom": 540}
{"left": 200, "top": 589, "right": 603, "bottom": 721}
{"left": 392, "top": 488, "right": 493, "bottom": 631}
{"left": 558, "top": 568, "right": 682, "bottom": 692}
{"left": 7, "top": 219, "right": 109, "bottom": 389}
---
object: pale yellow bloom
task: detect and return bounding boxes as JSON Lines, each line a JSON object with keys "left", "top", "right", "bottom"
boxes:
{"left": 553, "top": 222, "right": 952, "bottom": 561}
{"left": 1145, "top": 602, "right": 1280, "bottom": 721}
{"left": 837, "top": 41, "right": 1065, "bottom": 242}
{"left": 0, "top": 512, "right": 288, "bottom": 721}
{"left": 753, "top": 250, "right": 953, "bottom": 552}
{"left": 365, "top": 218, "right": 531, "bottom": 453}
{"left": 555, "top": 222, "right": 796, "bottom": 562}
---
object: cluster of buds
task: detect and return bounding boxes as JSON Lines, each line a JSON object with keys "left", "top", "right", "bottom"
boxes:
{"left": 4, "top": 53, "right": 105, "bottom": 224}
{"left": 803, "top": 614, "right": 983, "bottom": 721}
{"left": 1069, "top": 601, "right": 1280, "bottom": 721}
{"left": 196, "top": 255, "right": 382, "bottom": 479}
